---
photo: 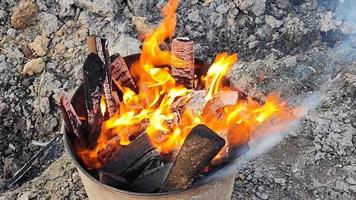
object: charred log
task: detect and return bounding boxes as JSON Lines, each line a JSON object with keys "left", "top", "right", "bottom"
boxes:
{"left": 83, "top": 53, "right": 106, "bottom": 148}
{"left": 99, "top": 170, "right": 128, "bottom": 189}
{"left": 101, "top": 133, "right": 154, "bottom": 177}
{"left": 160, "top": 124, "right": 225, "bottom": 192}
{"left": 110, "top": 54, "right": 138, "bottom": 92}
{"left": 59, "top": 91, "right": 88, "bottom": 146}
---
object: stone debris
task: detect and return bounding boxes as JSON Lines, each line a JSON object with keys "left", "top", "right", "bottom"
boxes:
{"left": 132, "top": 16, "right": 153, "bottom": 36}
{"left": 320, "top": 11, "right": 336, "bottom": 32}
{"left": 235, "top": 0, "right": 266, "bottom": 16}
{"left": 28, "top": 36, "right": 49, "bottom": 57}
{"left": 10, "top": 0, "right": 39, "bottom": 29}
{"left": 22, "top": 58, "right": 45, "bottom": 76}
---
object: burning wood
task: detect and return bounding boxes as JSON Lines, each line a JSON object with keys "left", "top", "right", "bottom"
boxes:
{"left": 59, "top": 91, "right": 87, "bottom": 146}
{"left": 171, "top": 37, "right": 195, "bottom": 88}
{"left": 60, "top": 0, "right": 298, "bottom": 194}
{"left": 101, "top": 133, "right": 155, "bottom": 177}
{"left": 110, "top": 54, "right": 138, "bottom": 92}
{"left": 83, "top": 53, "right": 106, "bottom": 148}
{"left": 160, "top": 125, "right": 225, "bottom": 192}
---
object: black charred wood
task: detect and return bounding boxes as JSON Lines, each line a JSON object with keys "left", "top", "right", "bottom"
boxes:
{"left": 99, "top": 170, "right": 128, "bottom": 189}
{"left": 83, "top": 53, "right": 106, "bottom": 148}
{"left": 101, "top": 133, "right": 154, "bottom": 177}
{"left": 160, "top": 124, "right": 225, "bottom": 192}
{"left": 128, "top": 161, "right": 173, "bottom": 193}
{"left": 121, "top": 149, "right": 160, "bottom": 181}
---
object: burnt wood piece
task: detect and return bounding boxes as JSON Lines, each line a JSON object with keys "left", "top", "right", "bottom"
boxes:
{"left": 83, "top": 53, "right": 106, "bottom": 148}
{"left": 160, "top": 124, "right": 225, "bottom": 192}
{"left": 128, "top": 160, "right": 173, "bottom": 193}
{"left": 101, "top": 132, "right": 154, "bottom": 177}
{"left": 100, "top": 38, "right": 117, "bottom": 117}
{"left": 171, "top": 37, "right": 195, "bottom": 88}
{"left": 122, "top": 149, "right": 160, "bottom": 180}
{"left": 97, "top": 136, "right": 122, "bottom": 165}
{"left": 59, "top": 91, "right": 88, "bottom": 146}
{"left": 110, "top": 55, "right": 138, "bottom": 91}
{"left": 59, "top": 91, "right": 82, "bottom": 136}
{"left": 99, "top": 170, "right": 128, "bottom": 189}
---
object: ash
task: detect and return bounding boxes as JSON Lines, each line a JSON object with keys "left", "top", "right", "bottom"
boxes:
{"left": 1, "top": 0, "right": 355, "bottom": 199}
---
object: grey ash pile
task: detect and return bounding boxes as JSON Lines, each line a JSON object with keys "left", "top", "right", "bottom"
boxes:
{"left": 0, "top": 0, "right": 355, "bottom": 199}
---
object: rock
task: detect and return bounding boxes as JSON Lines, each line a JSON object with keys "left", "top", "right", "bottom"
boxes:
{"left": 235, "top": 0, "right": 266, "bottom": 16}
{"left": 110, "top": 35, "right": 141, "bottom": 56}
{"left": 127, "top": 0, "right": 156, "bottom": 16}
{"left": 28, "top": 36, "right": 49, "bottom": 57}
{"left": 22, "top": 58, "right": 45, "bottom": 76}
{"left": 274, "top": 177, "right": 286, "bottom": 185}
{"left": 188, "top": 10, "right": 203, "bottom": 23}
{"left": 260, "top": 193, "right": 269, "bottom": 199}
{"left": 17, "top": 191, "right": 35, "bottom": 200}
{"left": 265, "top": 15, "right": 283, "bottom": 29}
{"left": 10, "top": 0, "right": 39, "bottom": 29}
{"left": 3, "top": 157, "right": 20, "bottom": 178}
{"left": 346, "top": 177, "right": 356, "bottom": 185}
{"left": 320, "top": 11, "right": 336, "bottom": 32}
{"left": 0, "top": 10, "right": 7, "bottom": 24}
{"left": 59, "top": 0, "right": 75, "bottom": 17}
{"left": 78, "top": 11, "right": 90, "bottom": 27}
{"left": 216, "top": 3, "right": 230, "bottom": 14}
{"left": 34, "top": 97, "right": 50, "bottom": 114}
{"left": 0, "top": 102, "right": 8, "bottom": 113}
{"left": 284, "top": 16, "right": 307, "bottom": 43}
{"left": 283, "top": 56, "right": 297, "bottom": 68}
{"left": 248, "top": 41, "right": 260, "bottom": 49}
{"left": 77, "top": 0, "right": 118, "bottom": 17}
{"left": 38, "top": 13, "right": 60, "bottom": 36}
{"left": 132, "top": 16, "right": 153, "bottom": 36}
{"left": 6, "top": 28, "right": 17, "bottom": 39}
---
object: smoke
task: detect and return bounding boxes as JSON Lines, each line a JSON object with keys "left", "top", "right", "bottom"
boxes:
{"left": 196, "top": 0, "right": 356, "bottom": 185}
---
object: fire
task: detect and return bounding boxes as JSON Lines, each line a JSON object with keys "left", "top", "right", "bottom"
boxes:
{"left": 203, "top": 53, "right": 238, "bottom": 101}
{"left": 77, "top": 0, "right": 300, "bottom": 169}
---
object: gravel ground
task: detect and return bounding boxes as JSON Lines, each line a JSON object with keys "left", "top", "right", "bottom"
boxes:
{"left": 0, "top": 0, "right": 355, "bottom": 199}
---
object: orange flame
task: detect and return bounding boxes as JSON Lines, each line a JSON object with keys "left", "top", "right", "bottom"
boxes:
{"left": 77, "top": 0, "right": 300, "bottom": 169}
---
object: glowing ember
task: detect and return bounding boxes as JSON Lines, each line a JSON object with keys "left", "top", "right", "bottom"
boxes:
{"left": 77, "top": 0, "right": 300, "bottom": 169}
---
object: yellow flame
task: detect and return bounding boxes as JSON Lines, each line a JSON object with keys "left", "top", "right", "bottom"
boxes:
{"left": 204, "top": 53, "right": 238, "bottom": 101}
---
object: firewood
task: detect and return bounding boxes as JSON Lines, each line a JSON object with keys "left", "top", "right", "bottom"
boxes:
{"left": 83, "top": 53, "right": 106, "bottom": 148}
{"left": 59, "top": 91, "right": 88, "bottom": 146}
{"left": 98, "top": 170, "right": 128, "bottom": 189}
{"left": 100, "top": 38, "right": 117, "bottom": 117}
{"left": 160, "top": 124, "right": 225, "bottom": 192}
{"left": 101, "top": 132, "right": 155, "bottom": 177}
{"left": 110, "top": 54, "right": 138, "bottom": 91}
{"left": 128, "top": 160, "right": 173, "bottom": 193}
{"left": 171, "top": 37, "right": 195, "bottom": 88}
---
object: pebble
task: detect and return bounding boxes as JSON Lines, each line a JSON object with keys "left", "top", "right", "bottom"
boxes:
{"left": 265, "top": 15, "right": 283, "bottom": 29}
{"left": 22, "top": 58, "right": 45, "bottom": 76}
{"left": 28, "top": 35, "right": 50, "bottom": 57}
{"left": 235, "top": 0, "right": 266, "bottom": 16}
{"left": 10, "top": 1, "right": 39, "bottom": 29}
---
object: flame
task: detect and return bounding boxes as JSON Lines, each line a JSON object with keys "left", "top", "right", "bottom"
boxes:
{"left": 203, "top": 53, "right": 238, "bottom": 101}
{"left": 100, "top": 95, "right": 106, "bottom": 116}
{"left": 76, "top": 0, "right": 301, "bottom": 169}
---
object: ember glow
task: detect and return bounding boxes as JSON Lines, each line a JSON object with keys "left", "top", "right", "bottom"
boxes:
{"left": 77, "top": 0, "right": 300, "bottom": 169}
